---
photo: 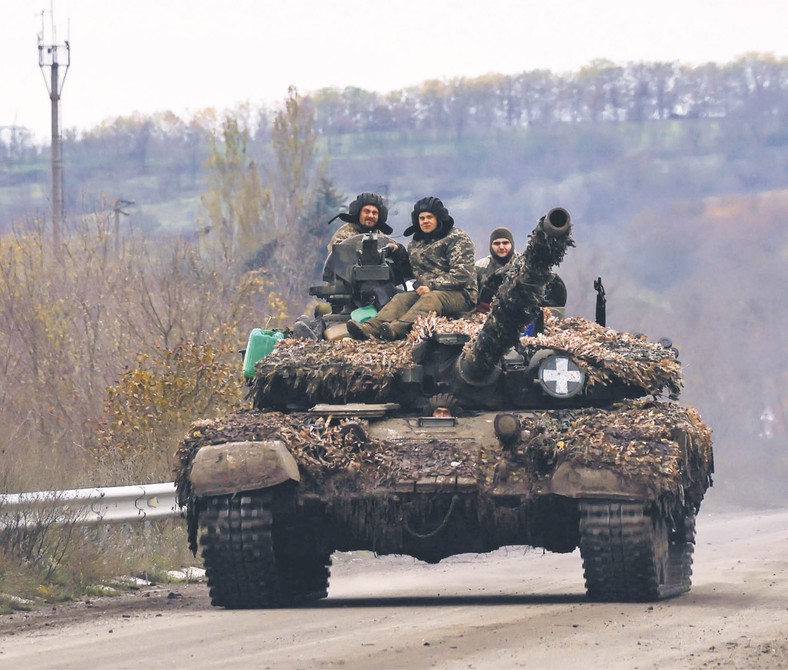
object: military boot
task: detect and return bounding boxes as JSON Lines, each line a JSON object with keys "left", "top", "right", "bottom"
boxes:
{"left": 346, "top": 317, "right": 383, "bottom": 341}
{"left": 378, "top": 320, "right": 411, "bottom": 341}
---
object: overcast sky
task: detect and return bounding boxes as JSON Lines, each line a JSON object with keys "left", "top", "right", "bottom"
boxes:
{"left": 2, "top": 0, "right": 786, "bottom": 142}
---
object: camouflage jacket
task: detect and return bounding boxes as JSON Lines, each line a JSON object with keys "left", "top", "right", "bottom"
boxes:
{"left": 327, "top": 222, "right": 394, "bottom": 253}
{"left": 408, "top": 228, "right": 478, "bottom": 305}
{"left": 475, "top": 252, "right": 519, "bottom": 289}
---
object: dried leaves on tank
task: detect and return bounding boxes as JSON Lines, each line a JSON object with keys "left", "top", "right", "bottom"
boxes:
{"left": 176, "top": 399, "right": 712, "bottom": 512}
{"left": 250, "top": 312, "right": 683, "bottom": 408}
{"left": 521, "top": 314, "right": 683, "bottom": 397}
{"left": 520, "top": 399, "right": 713, "bottom": 508}
{"left": 249, "top": 338, "right": 413, "bottom": 407}
{"left": 178, "top": 410, "right": 490, "bottom": 491}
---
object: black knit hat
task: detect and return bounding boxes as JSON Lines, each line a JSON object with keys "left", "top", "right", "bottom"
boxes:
{"left": 489, "top": 227, "right": 515, "bottom": 258}
{"left": 332, "top": 192, "right": 392, "bottom": 234}
{"left": 404, "top": 196, "right": 454, "bottom": 237}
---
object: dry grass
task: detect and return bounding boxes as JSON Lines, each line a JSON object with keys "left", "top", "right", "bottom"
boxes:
{"left": 0, "top": 516, "right": 199, "bottom": 607}
{"left": 0, "top": 214, "right": 284, "bottom": 600}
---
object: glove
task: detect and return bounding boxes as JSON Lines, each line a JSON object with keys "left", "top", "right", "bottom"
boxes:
{"left": 478, "top": 285, "right": 496, "bottom": 306}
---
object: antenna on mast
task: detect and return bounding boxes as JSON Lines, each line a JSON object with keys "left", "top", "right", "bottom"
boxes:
{"left": 38, "top": 1, "right": 70, "bottom": 254}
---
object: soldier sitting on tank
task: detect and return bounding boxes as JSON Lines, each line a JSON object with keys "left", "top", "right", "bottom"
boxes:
{"left": 475, "top": 227, "right": 517, "bottom": 313}
{"left": 473, "top": 223, "right": 568, "bottom": 332}
{"left": 325, "top": 192, "right": 395, "bottom": 251}
{"left": 292, "top": 192, "right": 409, "bottom": 340}
{"left": 346, "top": 196, "right": 477, "bottom": 341}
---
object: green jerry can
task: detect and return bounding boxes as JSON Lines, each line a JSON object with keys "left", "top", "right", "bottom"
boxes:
{"left": 242, "top": 328, "right": 283, "bottom": 379}
{"left": 350, "top": 304, "right": 377, "bottom": 323}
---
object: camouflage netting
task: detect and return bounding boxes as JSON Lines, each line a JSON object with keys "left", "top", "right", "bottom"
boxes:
{"left": 250, "top": 311, "right": 683, "bottom": 407}
{"left": 522, "top": 314, "right": 683, "bottom": 397}
{"left": 174, "top": 409, "right": 499, "bottom": 503}
{"left": 520, "top": 399, "right": 714, "bottom": 509}
{"left": 419, "top": 311, "right": 682, "bottom": 397}
{"left": 249, "top": 338, "right": 414, "bottom": 406}
{"left": 175, "top": 399, "right": 712, "bottom": 511}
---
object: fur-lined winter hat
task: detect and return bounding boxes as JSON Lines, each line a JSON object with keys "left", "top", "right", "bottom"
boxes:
{"left": 328, "top": 192, "right": 392, "bottom": 234}
{"left": 404, "top": 196, "right": 454, "bottom": 237}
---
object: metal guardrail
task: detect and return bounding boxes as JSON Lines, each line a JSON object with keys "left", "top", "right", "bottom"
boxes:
{"left": 0, "top": 482, "right": 183, "bottom": 529}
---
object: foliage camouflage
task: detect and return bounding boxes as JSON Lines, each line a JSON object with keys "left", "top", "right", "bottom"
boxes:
{"left": 175, "top": 297, "right": 701, "bottom": 512}
{"left": 247, "top": 310, "right": 683, "bottom": 408}
{"left": 174, "top": 396, "right": 713, "bottom": 555}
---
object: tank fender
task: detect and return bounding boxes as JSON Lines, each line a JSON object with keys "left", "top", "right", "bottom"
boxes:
{"left": 189, "top": 440, "right": 300, "bottom": 497}
{"left": 545, "top": 462, "right": 650, "bottom": 500}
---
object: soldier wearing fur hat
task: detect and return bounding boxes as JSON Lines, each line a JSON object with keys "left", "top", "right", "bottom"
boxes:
{"left": 346, "top": 196, "right": 477, "bottom": 341}
{"left": 326, "top": 192, "right": 394, "bottom": 252}
{"left": 475, "top": 227, "right": 517, "bottom": 313}
{"left": 292, "top": 192, "right": 407, "bottom": 341}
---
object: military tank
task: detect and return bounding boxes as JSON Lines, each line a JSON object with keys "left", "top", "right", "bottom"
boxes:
{"left": 175, "top": 208, "right": 714, "bottom": 608}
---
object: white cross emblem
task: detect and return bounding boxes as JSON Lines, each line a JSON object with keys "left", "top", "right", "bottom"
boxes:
{"left": 540, "top": 356, "right": 584, "bottom": 396}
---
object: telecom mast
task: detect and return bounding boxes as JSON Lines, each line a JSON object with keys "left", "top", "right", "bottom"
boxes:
{"left": 37, "top": 6, "right": 70, "bottom": 250}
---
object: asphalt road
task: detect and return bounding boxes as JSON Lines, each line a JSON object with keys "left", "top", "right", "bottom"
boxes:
{"left": 1, "top": 509, "right": 786, "bottom": 669}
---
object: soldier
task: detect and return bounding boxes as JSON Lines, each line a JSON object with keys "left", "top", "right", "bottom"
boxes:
{"left": 325, "top": 190, "right": 410, "bottom": 284}
{"left": 293, "top": 192, "right": 407, "bottom": 340}
{"left": 326, "top": 192, "right": 394, "bottom": 252}
{"left": 346, "top": 196, "right": 477, "bottom": 341}
{"left": 475, "top": 227, "right": 517, "bottom": 313}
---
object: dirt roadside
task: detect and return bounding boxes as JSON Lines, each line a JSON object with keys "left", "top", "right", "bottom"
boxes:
{"left": 0, "top": 581, "right": 211, "bottom": 636}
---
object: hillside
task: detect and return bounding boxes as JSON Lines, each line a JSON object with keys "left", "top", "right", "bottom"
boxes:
{"left": 0, "top": 58, "right": 786, "bottom": 506}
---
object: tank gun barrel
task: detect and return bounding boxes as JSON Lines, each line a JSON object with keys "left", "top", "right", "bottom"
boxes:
{"left": 457, "top": 208, "right": 574, "bottom": 386}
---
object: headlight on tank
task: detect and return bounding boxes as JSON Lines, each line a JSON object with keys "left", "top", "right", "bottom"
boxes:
{"left": 536, "top": 355, "right": 585, "bottom": 398}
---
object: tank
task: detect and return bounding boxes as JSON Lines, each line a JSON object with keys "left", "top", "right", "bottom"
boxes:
{"left": 175, "top": 208, "right": 714, "bottom": 608}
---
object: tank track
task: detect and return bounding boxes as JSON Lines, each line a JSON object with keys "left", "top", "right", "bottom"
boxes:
{"left": 199, "top": 492, "right": 331, "bottom": 609}
{"left": 578, "top": 500, "right": 694, "bottom": 602}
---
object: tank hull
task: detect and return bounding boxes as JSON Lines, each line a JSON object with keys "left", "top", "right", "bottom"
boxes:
{"left": 179, "top": 402, "right": 710, "bottom": 607}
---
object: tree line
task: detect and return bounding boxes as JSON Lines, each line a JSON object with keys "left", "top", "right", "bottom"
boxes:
{"left": 2, "top": 54, "right": 785, "bottom": 167}
{"left": 1, "top": 54, "right": 785, "bottom": 239}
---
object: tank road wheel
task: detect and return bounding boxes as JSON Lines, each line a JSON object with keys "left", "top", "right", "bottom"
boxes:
{"left": 578, "top": 501, "right": 694, "bottom": 602}
{"left": 198, "top": 492, "right": 331, "bottom": 609}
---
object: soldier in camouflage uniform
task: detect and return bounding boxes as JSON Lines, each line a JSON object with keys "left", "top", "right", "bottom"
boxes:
{"left": 326, "top": 192, "right": 396, "bottom": 252}
{"left": 475, "top": 227, "right": 517, "bottom": 313}
{"left": 347, "top": 196, "right": 477, "bottom": 341}
{"left": 293, "top": 193, "right": 406, "bottom": 340}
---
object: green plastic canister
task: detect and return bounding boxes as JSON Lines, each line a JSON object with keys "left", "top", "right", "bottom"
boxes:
{"left": 350, "top": 305, "right": 377, "bottom": 323}
{"left": 242, "top": 328, "right": 282, "bottom": 379}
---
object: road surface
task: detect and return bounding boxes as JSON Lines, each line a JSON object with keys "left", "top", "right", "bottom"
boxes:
{"left": 0, "top": 509, "right": 786, "bottom": 669}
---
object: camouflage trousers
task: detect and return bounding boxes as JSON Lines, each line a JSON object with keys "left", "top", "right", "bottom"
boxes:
{"left": 370, "top": 290, "right": 471, "bottom": 338}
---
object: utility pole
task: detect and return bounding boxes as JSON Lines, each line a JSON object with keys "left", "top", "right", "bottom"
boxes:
{"left": 37, "top": 6, "right": 70, "bottom": 253}
{"left": 113, "top": 199, "right": 135, "bottom": 255}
